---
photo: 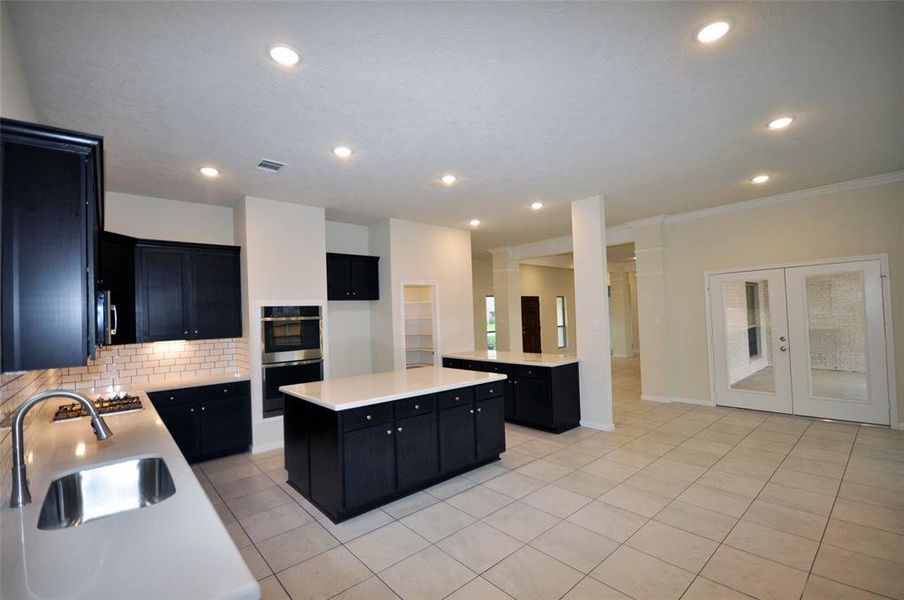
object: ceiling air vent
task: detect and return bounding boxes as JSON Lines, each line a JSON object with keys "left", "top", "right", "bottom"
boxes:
{"left": 256, "top": 159, "right": 287, "bottom": 173}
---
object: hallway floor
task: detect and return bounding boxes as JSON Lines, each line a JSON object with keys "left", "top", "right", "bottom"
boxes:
{"left": 197, "top": 357, "right": 904, "bottom": 599}
{"left": 732, "top": 365, "right": 868, "bottom": 402}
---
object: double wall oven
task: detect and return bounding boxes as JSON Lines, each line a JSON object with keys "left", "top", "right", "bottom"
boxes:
{"left": 261, "top": 306, "right": 323, "bottom": 418}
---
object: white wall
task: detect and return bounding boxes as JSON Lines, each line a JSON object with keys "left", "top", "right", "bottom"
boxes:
{"left": 325, "top": 221, "right": 374, "bottom": 377}
{"left": 518, "top": 264, "right": 577, "bottom": 354}
{"left": 105, "top": 192, "right": 234, "bottom": 245}
{"left": 370, "top": 219, "right": 474, "bottom": 371}
{"left": 472, "top": 259, "right": 493, "bottom": 351}
{"left": 0, "top": 4, "right": 36, "bottom": 122}
{"left": 238, "top": 196, "right": 327, "bottom": 451}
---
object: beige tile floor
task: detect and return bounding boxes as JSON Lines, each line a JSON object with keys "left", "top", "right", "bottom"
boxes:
{"left": 732, "top": 365, "right": 868, "bottom": 401}
{"left": 195, "top": 357, "right": 904, "bottom": 600}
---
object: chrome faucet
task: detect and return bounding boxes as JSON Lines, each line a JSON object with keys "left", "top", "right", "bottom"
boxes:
{"left": 8, "top": 390, "right": 113, "bottom": 508}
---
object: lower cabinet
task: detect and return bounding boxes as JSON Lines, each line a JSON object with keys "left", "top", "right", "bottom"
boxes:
{"left": 149, "top": 380, "right": 251, "bottom": 463}
{"left": 285, "top": 382, "right": 505, "bottom": 522}
{"left": 443, "top": 358, "right": 580, "bottom": 433}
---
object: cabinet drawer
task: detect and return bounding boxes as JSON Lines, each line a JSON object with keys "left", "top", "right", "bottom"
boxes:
{"left": 200, "top": 380, "right": 250, "bottom": 399}
{"left": 342, "top": 403, "right": 393, "bottom": 432}
{"left": 475, "top": 381, "right": 504, "bottom": 401}
{"left": 147, "top": 387, "right": 197, "bottom": 406}
{"left": 480, "top": 361, "right": 506, "bottom": 374}
{"left": 438, "top": 387, "right": 473, "bottom": 410}
{"left": 442, "top": 358, "right": 464, "bottom": 369}
{"left": 514, "top": 365, "right": 551, "bottom": 379}
{"left": 395, "top": 394, "right": 436, "bottom": 420}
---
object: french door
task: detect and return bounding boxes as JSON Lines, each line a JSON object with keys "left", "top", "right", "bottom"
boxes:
{"left": 709, "top": 259, "right": 890, "bottom": 425}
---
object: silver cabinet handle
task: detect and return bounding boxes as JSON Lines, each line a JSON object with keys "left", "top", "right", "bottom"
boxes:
{"left": 469, "top": 409, "right": 474, "bottom": 414}
{"left": 201, "top": 406, "right": 206, "bottom": 411}
{"left": 190, "top": 408, "right": 195, "bottom": 413}
{"left": 488, "top": 389, "right": 494, "bottom": 394}
{"left": 110, "top": 304, "right": 118, "bottom": 335}
{"left": 414, "top": 404, "right": 420, "bottom": 410}
{"left": 454, "top": 396, "right": 460, "bottom": 400}
{"left": 169, "top": 396, "right": 174, "bottom": 401}
{"left": 366, "top": 415, "right": 372, "bottom": 420}
{"left": 194, "top": 330, "right": 199, "bottom": 334}
{"left": 184, "top": 330, "right": 189, "bottom": 335}
{"left": 477, "top": 407, "right": 482, "bottom": 413}
{"left": 223, "top": 389, "right": 228, "bottom": 393}
{"left": 397, "top": 427, "right": 403, "bottom": 432}
{"left": 386, "top": 429, "right": 392, "bottom": 435}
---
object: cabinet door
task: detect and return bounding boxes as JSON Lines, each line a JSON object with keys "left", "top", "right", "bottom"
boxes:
{"left": 438, "top": 404, "right": 476, "bottom": 472}
{"left": 504, "top": 380, "right": 516, "bottom": 419}
{"left": 1, "top": 139, "right": 90, "bottom": 371}
{"left": 137, "top": 246, "right": 191, "bottom": 341}
{"left": 199, "top": 393, "right": 252, "bottom": 459}
{"left": 349, "top": 257, "right": 379, "bottom": 300}
{"left": 395, "top": 412, "right": 439, "bottom": 488}
{"left": 476, "top": 397, "right": 505, "bottom": 460}
{"left": 98, "top": 232, "right": 136, "bottom": 345}
{"left": 190, "top": 248, "right": 242, "bottom": 339}
{"left": 326, "top": 255, "right": 351, "bottom": 300}
{"left": 343, "top": 425, "right": 396, "bottom": 508}
{"left": 155, "top": 402, "right": 199, "bottom": 462}
{"left": 514, "top": 377, "right": 552, "bottom": 427}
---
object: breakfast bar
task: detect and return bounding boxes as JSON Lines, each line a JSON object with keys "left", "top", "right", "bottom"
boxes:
{"left": 280, "top": 367, "right": 507, "bottom": 522}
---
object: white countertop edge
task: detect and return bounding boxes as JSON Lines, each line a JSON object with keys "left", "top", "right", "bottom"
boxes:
{"left": 281, "top": 372, "right": 507, "bottom": 411}
{"left": 443, "top": 351, "right": 579, "bottom": 367}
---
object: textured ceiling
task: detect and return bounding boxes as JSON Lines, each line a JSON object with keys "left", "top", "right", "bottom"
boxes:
{"left": 8, "top": 2, "right": 903, "bottom": 256}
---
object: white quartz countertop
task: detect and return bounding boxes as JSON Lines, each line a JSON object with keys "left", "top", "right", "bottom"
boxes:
{"left": 0, "top": 387, "right": 260, "bottom": 600}
{"left": 443, "top": 350, "right": 579, "bottom": 367}
{"left": 139, "top": 371, "right": 251, "bottom": 392}
{"left": 281, "top": 366, "right": 507, "bottom": 411}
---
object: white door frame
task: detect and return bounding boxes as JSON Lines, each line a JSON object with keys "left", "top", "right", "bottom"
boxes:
{"left": 704, "top": 254, "right": 897, "bottom": 429}
{"left": 398, "top": 281, "right": 441, "bottom": 370}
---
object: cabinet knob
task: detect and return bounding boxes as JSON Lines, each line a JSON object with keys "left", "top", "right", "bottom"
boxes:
{"left": 201, "top": 406, "right": 206, "bottom": 411}
{"left": 190, "top": 408, "right": 195, "bottom": 413}
{"left": 454, "top": 396, "right": 460, "bottom": 401}
{"left": 346, "top": 292, "right": 350, "bottom": 296}
{"left": 386, "top": 429, "right": 392, "bottom": 435}
{"left": 469, "top": 409, "right": 474, "bottom": 414}
{"left": 194, "top": 330, "right": 199, "bottom": 334}
{"left": 488, "top": 389, "right": 494, "bottom": 394}
{"left": 414, "top": 404, "right": 420, "bottom": 410}
{"left": 352, "top": 292, "right": 356, "bottom": 296}
{"left": 184, "top": 330, "right": 188, "bottom": 335}
{"left": 477, "top": 407, "right": 482, "bottom": 413}
{"left": 366, "top": 414, "right": 372, "bottom": 420}
{"left": 397, "top": 427, "right": 403, "bottom": 432}
{"left": 169, "top": 396, "right": 174, "bottom": 401}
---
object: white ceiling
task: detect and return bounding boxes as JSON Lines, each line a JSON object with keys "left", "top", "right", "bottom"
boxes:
{"left": 9, "top": 2, "right": 903, "bottom": 256}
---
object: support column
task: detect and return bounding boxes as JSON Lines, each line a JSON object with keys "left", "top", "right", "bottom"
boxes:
{"left": 571, "top": 195, "right": 613, "bottom": 430}
{"left": 490, "top": 248, "right": 522, "bottom": 353}
{"left": 633, "top": 218, "right": 669, "bottom": 402}
{"left": 609, "top": 270, "right": 631, "bottom": 358}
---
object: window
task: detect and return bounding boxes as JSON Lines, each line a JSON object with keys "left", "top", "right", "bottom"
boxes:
{"left": 556, "top": 296, "right": 567, "bottom": 348}
{"left": 485, "top": 295, "right": 496, "bottom": 350}
{"left": 745, "top": 282, "right": 761, "bottom": 359}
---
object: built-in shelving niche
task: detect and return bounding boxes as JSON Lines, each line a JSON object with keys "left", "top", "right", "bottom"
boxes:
{"left": 403, "top": 284, "right": 437, "bottom": 369}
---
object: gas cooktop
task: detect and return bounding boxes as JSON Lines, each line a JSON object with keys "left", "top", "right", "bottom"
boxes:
{"left": 53, "top": 394, "right": 143, "bottom": 422}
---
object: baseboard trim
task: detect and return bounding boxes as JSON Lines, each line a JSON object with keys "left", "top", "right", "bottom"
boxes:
{"left": 252, "top": 441, "right": 284, "bottom": 454}
{"left": 580, "top": 420, "right": 615, "bottom": 431}
{"left": 671, "top": 396, "right": 715, "bottom": 407}
{"left": 641, "top": 395, "right": 671, "bottom": 403}
{"left": 897, "top": 422, "right": 904, "bottom": 431}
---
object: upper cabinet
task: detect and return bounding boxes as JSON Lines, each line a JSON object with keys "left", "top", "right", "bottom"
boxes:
{"left": 1, "top": 119, "right": 104, "bottom": 372}
{"left": 136, "top": 242, "right": 242, "bottom": 342}
{"left": 326, "top": 253, "right": 379, "bottom": 300}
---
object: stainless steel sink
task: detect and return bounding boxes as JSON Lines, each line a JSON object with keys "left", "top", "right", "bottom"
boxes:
{"left": 38, "top": 457, "right": 176, "bottom": 530}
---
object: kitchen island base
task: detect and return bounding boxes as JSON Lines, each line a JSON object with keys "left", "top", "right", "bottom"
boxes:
{"left": 283, "top": 377, "right": 506, "bottom": 523}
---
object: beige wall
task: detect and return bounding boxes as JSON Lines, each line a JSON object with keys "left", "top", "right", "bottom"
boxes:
{"left": 664, "top": 179, "right": 904, "bottom": 423}
{"left": 472, "top": 259, "right": 494, "bottom": 351}
{"left": 1, "top": 3, "right": 36, "bottom": 121}
{"left": 519, "top": 264, "right": 577, "bottom": 354}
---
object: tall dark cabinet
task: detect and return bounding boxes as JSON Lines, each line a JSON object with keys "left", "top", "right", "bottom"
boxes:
{"left": 1, "top": 119, "right": 104, "bottom": 372}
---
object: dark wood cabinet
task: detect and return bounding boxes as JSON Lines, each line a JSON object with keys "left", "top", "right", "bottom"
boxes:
{"left": 439, "top": 403, "right": 476, "bottom": 472}
{"left": 343, "top": 424, "right": 397, "bottom": 507}
{"left": 1, "top": 119, "right": 103, "bottom": 372}
{"left": 148, "top": 380, "right": 251, "bottom": 463}
{"left": 284, "top": 383, "right": 504, "bottom": 522}
{"left": 326, "top": 253, "right": 379, "bottom": 300}
{"left": 98, "top": 231, "right": 137, "bottom": 345}
{"left": 443, "top": 358, "right": 580, "bottom": 433}
{"left": 136, "top": 242, "right": 241, "bottom": 342}
{"left": 396, "top": 412, "right": 439, "bottom": 487}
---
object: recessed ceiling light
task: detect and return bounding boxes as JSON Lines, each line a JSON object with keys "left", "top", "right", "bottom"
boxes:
{"left": 696, "top": 20, "right": 732, "bottom": 44}
{"left": 767, "top": 116, "right": 794, "bottom": 130}
{"left": 332, "top": 146, "right": 353, "bottom": 158}
{"left": 269, "top": 45, "right": 300, "bottom": 66}
{"left": 530, "top": 201, "right": 544, "bottom": 210}
{"left": 441, "top": 174, "right": 457, "bottom": 186}
{"left": 751, "top": 174, "right": 770, "bottom": 184}
{"left": 199, "top": 166, "right": 220, "bottom": 177}
{"left": 469, "top": 219, "right": 481, "bottom": 226}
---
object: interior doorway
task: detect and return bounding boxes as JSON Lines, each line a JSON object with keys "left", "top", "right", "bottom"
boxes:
{"left": 520, "top": 296, "right": 541, "bottom": 353}
{"left": 708, "top": 257, "right": 892, "bottom": 425}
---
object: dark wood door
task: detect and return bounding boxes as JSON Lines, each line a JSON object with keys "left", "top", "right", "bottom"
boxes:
{"left": 438, "top": 404, "right": 476, "bottom": 472}
{"left": 199, "top": 394, "right": 251, "bottom": 459}
{"left": 155, "top": 402, "right": 199, "bottom": 461}
{"left": 98, "top": 232, "right": 137, "bottom": 345}
{"left": 190, "top": 248, "right": 242, "bottom": 339}
{"left": 476, "top": 396, "right": 506, "bottom": 460}
{"left": 1, "top": 139, "right": 89, "bottom": 371}
{"left": 137, "top": 246, "right": 191, "bottom": 341}
{"left": 514, "top": 376, "right": 552, "bottom": 427}
{"left": 349, "top": 257, "right": 379, "bottom": 300}
{"left": 395, "top": 412, "right": 439, "bottom": 487}
{"left": 521, "top": 296, "right": 542, "bottom": 353}
{"left": 326, "top": 255, "right": 351, "bottom": 299}
{"left": 343, "top": 425, "right": 397, "bottom": 507}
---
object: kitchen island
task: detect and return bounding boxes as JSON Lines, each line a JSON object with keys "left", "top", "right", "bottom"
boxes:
{"left": 443, "top": 350, "right": 580, "bottom": 433}
{"left": 281, "top": 367, "right": 507, "bottom": 522}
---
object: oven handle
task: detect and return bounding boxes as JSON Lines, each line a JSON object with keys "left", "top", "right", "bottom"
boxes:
{"left": 260, "top": 316, "right": 322, "bottom": 322}
{"left": 262, "top": 358, "right": 324, "bottom": 369}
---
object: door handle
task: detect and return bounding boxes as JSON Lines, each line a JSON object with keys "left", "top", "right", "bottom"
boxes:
{"left": 780, "top": 346, "right": 788, "bottom": 352}
{"left": 779, "top": 336, "right": 787, "bottom": 342}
